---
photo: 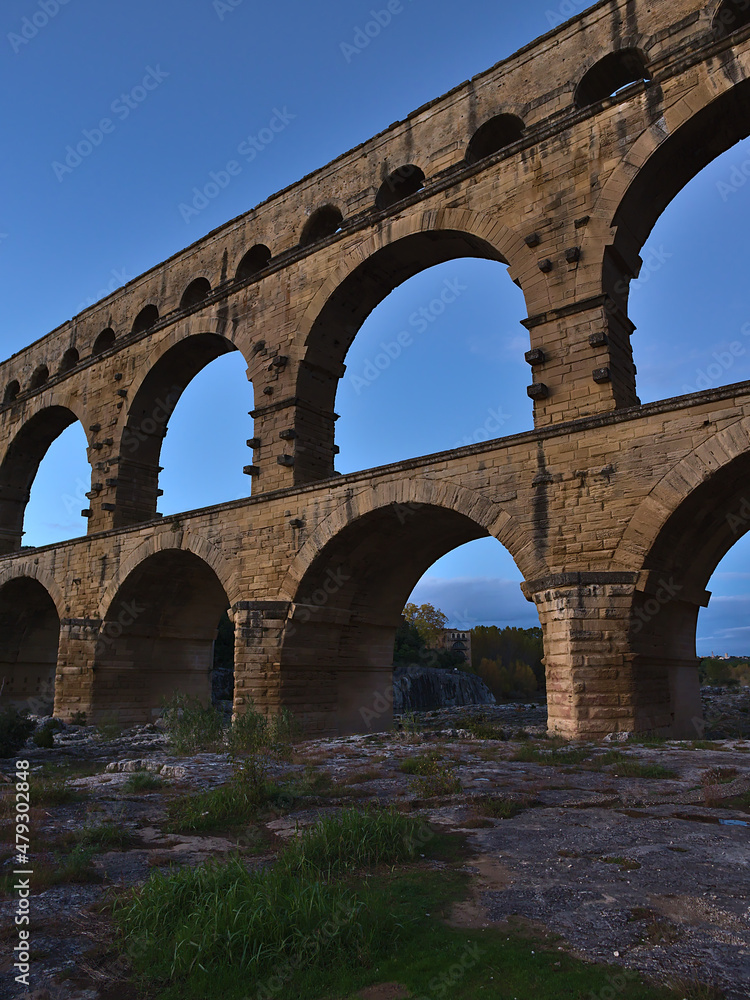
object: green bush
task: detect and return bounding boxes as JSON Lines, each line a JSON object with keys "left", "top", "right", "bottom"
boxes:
{"left": 0, "top": 707, "right": 35, "bottom": 758}
{"left": 33, "top": 723, "right": 56, "bottom": 749}
{"left": 161, "top": 693, "right": 225, "bottom": 753}
{"left": 123, "top": 771, "right": 164, "bottom": 793}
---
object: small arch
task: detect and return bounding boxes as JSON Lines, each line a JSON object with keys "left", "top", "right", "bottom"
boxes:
{"left": 236, "top": 244, "right": 272, "bottom": 281}
{"left": 3, "top": 380, "right": 20, "bottom": 404}
{"left": 29, "top": 365, "right": 49, "bottom": 391}
{"left": 0, "top": 576, "right": 60, "bottom": 714}
{"left": 180, "top": 277, "right": 211, "bottom": 310}
{"left": 59, "top": 348, "right": 79, "bottom": 374}
{"left": 575, "top": 49, "right": 650, "bottom": 108}
{"left": 92, "top": 328, "right": 116, "bottom": 356}
{"left": 375, "top": 165, "right": 426, "bottom": 211}
{"left": 466, "top": 115, "right": 525, "bottom": 164}
{"left": 712, "top": 0, "right": 750, "bottom": 37}
{"left": 300, "top": 206, "right": 344, "bottom": 247}
{"left": 132, "top": 304, "right": 159, "bottom": 335}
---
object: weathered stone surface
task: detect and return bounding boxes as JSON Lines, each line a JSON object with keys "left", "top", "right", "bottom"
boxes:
{"left": 1, "top": 0, "right": 749, "bottom": 739}
{"left": 393, "top": 666, "right": 495, "bottom": 713}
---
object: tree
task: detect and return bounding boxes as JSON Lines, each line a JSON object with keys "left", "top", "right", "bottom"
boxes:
{"left": 403, "top": 602, "right": 448, "bottom": 646}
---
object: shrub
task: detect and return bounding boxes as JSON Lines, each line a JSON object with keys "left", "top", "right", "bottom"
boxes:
{"left": 161, "top": 693, "right": 224, "bottom": 753}
{"left": 123, "top": 771, "right": 164, "bottom": 793}
{"left": 33, "top": 723, "right": 56, "bottom": 749}
{"left": 0, "top": 708, "right": 35, "bottom": 758}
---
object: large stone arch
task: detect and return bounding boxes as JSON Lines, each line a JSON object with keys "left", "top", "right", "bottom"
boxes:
{"left": 275, "top": 477, "right": 540, "bottom": 735}
{"left": 0, "top": 393, "right": 91, "bottom": 554}
{"left": 576, "top": 55, "right": 750, "bottom": 386}
{"left": 288, "top": 210, "right": 538, "bottom": 486}
{"left": 0, "top": 573, "right": 62, "bottom": 714}
{"left": 97, "top": 528, "right": 238, "bottom": 621}
{"left": 609, "top": 418, "right": 750, "bottom": 736}
{"left": 113, "top": 322, "right": 252, "bottom": 527}
{"left": 92, "top": 539, "right": 235, "bottom": 724}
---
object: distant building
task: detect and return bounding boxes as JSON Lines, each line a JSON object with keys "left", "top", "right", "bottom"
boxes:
{"left": 438, "top": 628, "right": 472, "bottom": 664}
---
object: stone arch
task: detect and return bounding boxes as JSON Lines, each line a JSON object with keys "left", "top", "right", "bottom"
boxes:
{"left": 0, "top": 396, "right": 90, "bottom": 554}
{"left": 579, "top": 65, "right": 750, "bottom": 312}
{"left": 276, "top": 478, "right": 540, "bottom": 735}
{"left": 291, "top": 210, "right": 539, "bottom": 483}
{"left": 97, "top": 529, "right": 238, "bottom": 621}
{"left": 0, "top": 573, "right": 61, "bottom": 714}
{"left": 92, "top": 542, "right": 234, "bottom": 724}
{"left": 114, "top": 322, "right": 251, "bottom": 527}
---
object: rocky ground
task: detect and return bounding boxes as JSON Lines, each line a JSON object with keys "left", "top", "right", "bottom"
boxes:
{"left": 0, "top": 688, "right": 749, "bottom": 1000}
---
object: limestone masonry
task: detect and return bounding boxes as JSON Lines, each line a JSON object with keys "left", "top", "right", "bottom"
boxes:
{"left": 2, "top": 0, "right": 750, "bottom": 738}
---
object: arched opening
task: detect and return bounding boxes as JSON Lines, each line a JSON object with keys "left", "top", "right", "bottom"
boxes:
{"left": 92, "top": 550, "right": 232, "bottom": 724}
{"left": 0, "top": 577, "right": 59, "bottom": 715}
{"left": 712, "top": 0, "right": 750, "bottom": 38}
{"left": 29, "top": 365, "right": 49, "bottom": 391}
{"left": 302, "top": 229, "right": 530, "bottom": 478}
{"left": 59, "top": 348, "right": 79, "bottom": 374}
{"left": 465, "top": 115, "right": 525, "bottom": 164}
{"left": 180, "top": 277, "right": 211, "bottom": 309}
{"left": 157, "top": 350, "right": 254, "bottom": 515}
{"left": 132, "top": 304, "right": 159, "bottom": 335}
{"left": 335, "top": 258, "right": 530, "bottom": 471}
{"left": 0, "top": 407, "right": 89, "bottom": 554}
{"left": 609, "top": 79, "right": 750, "bottom": 403}
{"left": 280, "top": 501, "right": 534, "bottom": 735}
{"left": 236, "top": 244, "right": 272, "bottom": 281}
{"left": 300, "top": 205, "right": 344, "bottom": 247}
{"left": 575, "top": 49, "right": 650, "bottom": 108}
{"left": 375, "top": 166, "right": 425, "bottom": 211}
{"left": 92, "top": 328, "right": 116, "bottom": 356}
{"left": 3, "top": 380, "right": 20, "bottom": 405}
{"left": 631, "top": 448, "right": 750, "bottom": 735}
{"left": 117, "top": 334, "right": 250, "bottom": 525}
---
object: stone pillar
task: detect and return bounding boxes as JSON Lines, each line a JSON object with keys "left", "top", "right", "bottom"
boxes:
{"left": 232, "top": 600, "right": 291, "bottom": 717}
{"left": 522, "top": 297, "right": 638, "bottom": 427}
{"left": 54, "top": 618, "right": 101, "bottom": 722}
{"left": 528, "top": 571, "right": 706, "bottom": 739}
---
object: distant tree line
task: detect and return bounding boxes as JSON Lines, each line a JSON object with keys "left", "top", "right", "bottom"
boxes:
{"left": 699, "top": 656, "right": 750, "bottom": 687}
{"left": 469, "top": 625, "right": 545, "bottom": 700}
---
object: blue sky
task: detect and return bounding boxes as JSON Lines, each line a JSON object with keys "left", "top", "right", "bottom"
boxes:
{"left": 1, "top": 0, "right": 749, "bottom": 656}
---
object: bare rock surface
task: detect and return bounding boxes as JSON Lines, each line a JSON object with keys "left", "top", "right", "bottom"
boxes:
{"left": 1, "top": 692, "right": 749, "bottom": 999}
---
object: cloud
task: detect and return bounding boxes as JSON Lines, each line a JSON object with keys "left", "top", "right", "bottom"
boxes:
{"left": 408, "top": 576, "right": 539, "bottom": 629}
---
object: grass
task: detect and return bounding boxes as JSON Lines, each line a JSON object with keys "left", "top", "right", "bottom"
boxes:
{"left": 161, "top": 693, "right": 300, "bottom": 756}
{"left": 600, "top": 855, "right": 642, "bottom": 871}
{"left": 398, "top": 752, "right": 461, "bottom": 796}
{"left": 123, "top": 771, "right": 165, "bottom": 793}
{"left": 112, "top": 808, "right": 708, "bottom": 1000}
{"left": 77, "top": 820, "right": 139, "bottom": 851}
{"left": 511, "top": 743, "right": 593, "bottom": 765}
{"left": 1, "top": 845, "right": 102, "bottom": 896}
{"left": 611, "top": 761, "right": 678, "bottom": 780}
{"left": 453, "top": 713, "right": 507, "bottom": 740}
{"left": 165, "top": 757, "right": 287, "bottom": 834}
{"left": 473, "top": 794, "right": 537, "bottom": 819}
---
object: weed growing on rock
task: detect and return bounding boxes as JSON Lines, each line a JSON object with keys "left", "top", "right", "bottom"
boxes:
{"left": 0, "top": 707, "right": 35, "bottom": 757}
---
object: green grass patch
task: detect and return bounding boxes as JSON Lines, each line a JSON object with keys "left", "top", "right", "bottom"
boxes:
{"left": 123, "top": 771, "right": 165, "bottom": 793}
{"left": 511, "top": 744, "right": 592, "bottom": 766}
{"left": 600, "top": 856, "right": 642, "bottom": 871}
{"left": 453, "top": 713, "right": 507, "bottom": 740}
{"left": 113, "top": 807, "right": 701, "bottom": 1000}
{"left": 473, "top": 794, "right": 536, "bottom": 819}
{"left": 77, "top": 820, "right": 139, "bottom": 851}
{"left": 612, "top": 761, "right": 678, "bottom": 780}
